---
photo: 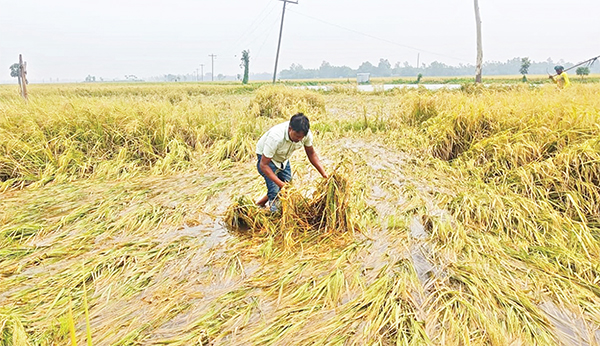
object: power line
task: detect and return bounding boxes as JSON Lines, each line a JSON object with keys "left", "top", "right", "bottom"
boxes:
{"left": 241, "top": 15, "right": 280, "bottom": 52}
{"left": 273, "top": 0, "right": 298, "bottom": 83}
{"left": 255, "top": 17, "right": 280, "bottom": 60}
{"left": 287, "top": 8, "right": 471, "bottom": 63}
{"left": 235, "top": 1, "right": 278, "bottom": 48}
{"left": 223, "top": 0, "right": 278, "bottom": 59}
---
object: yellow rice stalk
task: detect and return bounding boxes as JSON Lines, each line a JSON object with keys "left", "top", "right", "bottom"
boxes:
{"left": 248, "top": 85, "right": 326, "bottom": 118}
{"left": 207, "top": 133, "right": 255, "bottom": 163}
{"left": 3, "top": 83, "right": 600, "bottom": 345}
{"left": 68, "top": 298, "right": 77, "bottom": 346}
{"left": 11, "top": 318, "right": 30, "bottom": 346}
{"left": 82, "top": 280, "right": 93, "bottom": 346}
{"left": 224, "top": 169, "right": 359, "bottom": 247}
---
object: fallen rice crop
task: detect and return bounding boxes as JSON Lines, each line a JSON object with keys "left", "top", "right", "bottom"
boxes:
{"left": 1, "top": 82, "right": 600, "bottom": 345}
{"left": 248, "top": 85, "right": 326, "bottom": 118}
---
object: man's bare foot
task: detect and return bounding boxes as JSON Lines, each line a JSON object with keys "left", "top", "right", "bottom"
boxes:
{"left": 256, "top": 194, "right": 268, "bottom": 208}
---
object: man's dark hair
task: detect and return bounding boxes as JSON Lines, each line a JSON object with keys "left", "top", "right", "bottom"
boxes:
{"left": 289, "top": 113, "right": 310, "bottom": 135}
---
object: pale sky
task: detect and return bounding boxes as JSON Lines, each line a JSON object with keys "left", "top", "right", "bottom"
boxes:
{"left": 1, "top": 0, "right": 599, "bottom": 82}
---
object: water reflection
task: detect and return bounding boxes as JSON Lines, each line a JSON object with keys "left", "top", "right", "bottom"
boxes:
{"left": 296, "top": 84, "right": 462, "bottom": 92}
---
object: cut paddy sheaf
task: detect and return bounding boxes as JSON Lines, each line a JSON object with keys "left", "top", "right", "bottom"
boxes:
{"left": 2, "top": 83, "right": 600, "bottom": 345}
{"left": 225, "top": 166, "right": 359, "bottom": 250}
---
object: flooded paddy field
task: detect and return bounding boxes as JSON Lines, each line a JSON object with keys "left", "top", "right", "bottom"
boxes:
{"left": 1, "top": 83, "right": 599, "bottom": 345}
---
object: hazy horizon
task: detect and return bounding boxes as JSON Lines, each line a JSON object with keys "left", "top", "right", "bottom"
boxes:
{"left": 2, "top": 0, "right": 599, "bottom": 83}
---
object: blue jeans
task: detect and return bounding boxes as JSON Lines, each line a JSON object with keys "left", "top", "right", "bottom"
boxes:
{"left": 257, "top": 155, "right": 292, "bottom": 212}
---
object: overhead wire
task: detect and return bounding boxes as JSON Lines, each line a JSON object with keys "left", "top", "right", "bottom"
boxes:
{"left": 287, "top": 8, "right": 471, "bottom": 64}
{"left": 231, "top": 1, "right": 278, "bottom": 51}
{"left": 243, "top": 15, "right": 280, "bottom": 50}
{"left": 225, "top": 12, "right": 281, "bottom": 75}
{"left": 254, "top": 17, "right": 280, "bottom": 61}
{"left": 219, "top": 1, "right": 279, "bottom": 74}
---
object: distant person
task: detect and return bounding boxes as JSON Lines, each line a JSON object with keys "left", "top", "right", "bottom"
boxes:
{"left": 549, "top": 65, "right": 571, "bottom": 89}
{"left": 255, "top": 113, "right": 328, "bottom": 212}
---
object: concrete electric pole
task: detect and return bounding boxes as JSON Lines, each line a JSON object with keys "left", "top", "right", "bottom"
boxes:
{"left": 209, "top": 54, "right": 217, "bottom": 81}
{"left": 272, "top": 0, "right": 298, "bottom": 84}
{"left": 474, "top": 0, "right": 483, "bottom": 83}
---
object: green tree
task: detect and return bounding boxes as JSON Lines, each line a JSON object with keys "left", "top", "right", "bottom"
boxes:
{"left": 9, "top": 63, "right": 20, "bottom": 78}
{"left": 520, "top": 57, "right": 531, "bottom": 82}
{"left": 377, "top": 58, "right": 392, "bottom": 77}
{"left": 319, "top": 61, "right": 334, "bottom": 78}
{"left": 357, "top": 61, "right": 375, "bottom": 74}
{"left": 240, "top": 50, "right": 250, "bottom": 84}
{"left": 576, "top": 66, "right": 590, "bottom": 80}
{"left": 9, "top": 63, "right": 22, "bottom": 87}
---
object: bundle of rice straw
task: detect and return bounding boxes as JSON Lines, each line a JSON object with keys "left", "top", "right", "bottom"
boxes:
{"left": 225, "top": 170, "right": 358, "bottom": 240}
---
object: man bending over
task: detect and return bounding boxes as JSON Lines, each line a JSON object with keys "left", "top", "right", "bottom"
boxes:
{"left": 255, "top": 113, "right": 327, "bottom": 212}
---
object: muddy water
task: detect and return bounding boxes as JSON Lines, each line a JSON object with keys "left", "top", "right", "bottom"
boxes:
{"left": 539, "top": 301, "right": 600, "bottom": 346}
{"left": 409, "top": 216, "right": 437, "bottom": 289}
{"left": 203, "top": 219, "right": 230, "bottom": 248}
{"left": 158, "top": 218, "right": 231, "bottom": 249}
{"left": 297, "top": 84, "right": 462, "bottom": 92}
{"left": 410, "top": 215, "right": 427, "bottom": 240}
{"left": 145, "top": 220, "right": 246, "bottom": 342}
{"left": 345, "top": 138, "right": 438, "bottom": 289}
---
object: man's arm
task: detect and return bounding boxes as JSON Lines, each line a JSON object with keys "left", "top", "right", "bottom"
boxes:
{"left": 549, "top": 73, "right": 564, "bottom": 83}
{"left": 304, "top": 145, "right": 328, "bottom": 179}
{"left": 259, "top": 155, "right": 286, "bottom": 188}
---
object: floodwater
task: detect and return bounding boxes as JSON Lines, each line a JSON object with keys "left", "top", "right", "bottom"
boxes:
{"left": 539, "top": 301, "right": 600, "bottom": 346}
{"left": 409, "top": 216, "right": 436, "bottom": 287}
{"left": 297, "top": 84, "right": 462, "bottom": 92}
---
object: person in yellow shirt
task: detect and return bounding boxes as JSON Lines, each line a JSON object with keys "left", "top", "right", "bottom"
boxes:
{"left": 549, "top": 65, "right": 571, "bottom": 88}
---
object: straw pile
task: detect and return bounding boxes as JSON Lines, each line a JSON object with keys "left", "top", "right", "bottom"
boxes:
{"left": 248, "top": 85, "right": 326, "bottom": 118}
{"left": 225, "top": 170, "right": 357, "bottom": 241}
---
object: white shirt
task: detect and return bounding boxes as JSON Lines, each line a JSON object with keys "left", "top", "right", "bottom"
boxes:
{"left": 256, "top": 121, "right": 313, "bottom": 169}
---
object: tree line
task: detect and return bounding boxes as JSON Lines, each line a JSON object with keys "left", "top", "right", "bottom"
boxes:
{"left": 278, "top": 57, "right": 600, "bottom": 79}
{"left": 11, "top": 56, "right": 597, "bottom": 83}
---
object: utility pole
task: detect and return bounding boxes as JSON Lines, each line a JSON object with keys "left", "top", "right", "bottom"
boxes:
{"left": 272, "top": 0, "right": 298, "bottom": 84}
{"left": 474, "top": 0, "right": 483, "bottom": 83}
{"left": 200, "top": 64, "right": 205, "bottom": 81}
{"left": 19, "top": 54, "right": 28, "bottom": 100}
{"left": 209, "top": 54, "right": 217, "bottom": 81}
{"left": 416, "top": 53, "right": 420, "bottom": 71}
{"left": 195, "top": 69, "right": 199, "bottom": 82}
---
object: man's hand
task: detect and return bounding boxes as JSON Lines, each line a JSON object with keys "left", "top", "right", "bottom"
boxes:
{"left": 304, "top": 145, "right": 327, "bottom": 180}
